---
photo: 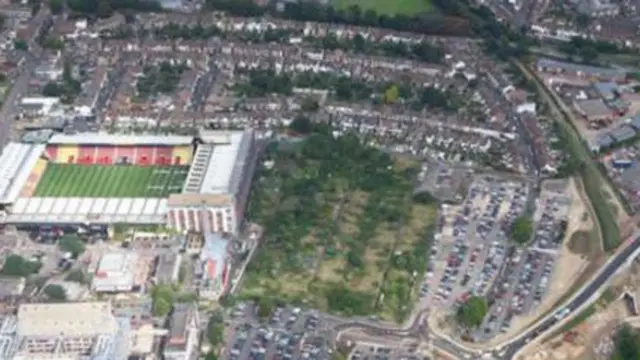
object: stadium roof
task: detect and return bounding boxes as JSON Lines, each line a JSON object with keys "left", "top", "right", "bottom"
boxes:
{"left": 0, "top": 143, "right": 46, "bottom": 204}
{"left": 17, "top": 302, "right": 118, "bottom": 337}
{"left": 182, "top": 130, "right": 252, "bottom": 196}
{"left": 48, "top": 133, "right": 194, "bottom": 146}
{"left": 6, "top": 197, "right": 167, "bottom": 224}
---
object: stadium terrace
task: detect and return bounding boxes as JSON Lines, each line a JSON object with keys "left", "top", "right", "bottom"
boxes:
{"left": 0, "top": 129, "right": 257, "bottom": 236}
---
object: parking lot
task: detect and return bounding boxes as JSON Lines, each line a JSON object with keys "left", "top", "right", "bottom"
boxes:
{"left": 225, "top": 304, "right": 331, "bottom": 360}
{"left": 419, "top": 176, "right": 531, "bottom": 310}
{"left": 475, "top": 181, "right": 572, "bottom": 341}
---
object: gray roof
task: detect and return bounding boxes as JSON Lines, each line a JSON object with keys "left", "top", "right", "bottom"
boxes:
{"left": 155, "top": 253, "right": 181, "bottom": 284}
{"left": 621, "top": 164, "right": 640, "bottom": 192}
{"left": 609, "top": 125, "right": 637, "bottom": 142}
{"left": 594, "top": 82, "right": 618, "bottom": 99}
{"left": 596, "top": 133, "right": 614, "bottom": 148}
{"left": 166, "top": 302, "right": 197, "bottom": 346}
{"left": 537, "top": 58, "right": 627, "bottom": 78}
{"left": 575, "top": 99, "right": 612, "bottom": 119}
{"left": 630, "top": 115, "right": 640, "bottom": 130}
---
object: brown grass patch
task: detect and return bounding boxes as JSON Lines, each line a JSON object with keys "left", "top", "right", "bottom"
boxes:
{"left": 568, "top": 230, "right": 601, "bottom": 259}
{"left": 317, "top": 256, "right": 346, "bottom": 283}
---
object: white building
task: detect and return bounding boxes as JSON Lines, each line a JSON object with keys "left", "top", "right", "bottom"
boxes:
{"left": 167, "top": 129, "right": 256, "bottom": 235}
{"left": 20, "top": 97, "right": 60, "bottom": 116}
{"left": 92, "top": 252, "right": 139, "bottom": 293}
{"left": 0, "top": 302, "right": 130, "bottom": 359}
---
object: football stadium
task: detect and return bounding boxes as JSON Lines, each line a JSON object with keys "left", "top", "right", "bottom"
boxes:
{"left": 0, "top": 129, "right": 257, "bottom": 236}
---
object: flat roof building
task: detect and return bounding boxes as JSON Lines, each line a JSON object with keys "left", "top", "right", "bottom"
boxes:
{"left": 163, "top": 303, "right": 200, "bottom": 360}
{"left": 0, "top": 302, "right": 131, "bottom": 360}
{"left": 574, "top": 98, "right": 614, "bottom": 122}
{"left": 196, "top": 233, "right": 230, "bottom": 300}
{"left": 92, "top": 252, "right": 139, "bottom": 293}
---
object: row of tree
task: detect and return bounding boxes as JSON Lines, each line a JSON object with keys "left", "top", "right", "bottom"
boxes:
{"left": 51, "top": 0, "right": 161, "bottom": 18}
{"left": 205, "top": 0, "right": 473, "bottom": 37}
{"left": 41, "top": 61, "right": 82, "bottom": 104}
{"left": 203, "top": 0, "right": 531, "bottom": 60}
{"left": 136, "top": 61, "right": 189, "bottom": 98}
{"left": 234, "top": 68, "right": 462, "bottom": 111}
{"left": 149, "top": 22, "right": 445, "bottom": 64}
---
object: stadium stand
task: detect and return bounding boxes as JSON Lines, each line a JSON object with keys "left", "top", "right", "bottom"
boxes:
{"left": 114, "top": 146, "right": 135, "bottom": 165}
{"left": 44, "top": 145, "right": 57, "bottom": 160}
{"left": 172, "top": 146, "right": 193, "bottom": 165}
{"left": 44, "top": 144, "right": 194, "bottom": 166}
{"left": 43, "top": 133, "right": 195, "bottom": 166}
{"left": 96, "top": 146, "right": 115, "bottom": 165}
{"left": 56, "top": 145, "right": 79, "bottom": 164}
{"left": 78, "top": 145, "right": 96, "bottom": 165}
{"left": 20, "top": 159, "right": 48, "bottom": 197}
{"left": 155, "top": 146, "right": 173, "bottom": 166}
{"left": 136, "top": 146, "right": 154, "bottom": 166}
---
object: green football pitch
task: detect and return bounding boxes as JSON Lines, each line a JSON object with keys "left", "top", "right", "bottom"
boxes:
{"left": 33, "top": 164, "right": 190, "bottom": 198}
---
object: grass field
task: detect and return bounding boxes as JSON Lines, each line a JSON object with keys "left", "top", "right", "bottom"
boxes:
{"left": 240, "top": 139, "right": 437, "bottom": 322}
{"left": 34, "top": 163, "right": 189, "bottom": 198}
{"left": 332, "top": 0, "right": 432, "bottom": 16}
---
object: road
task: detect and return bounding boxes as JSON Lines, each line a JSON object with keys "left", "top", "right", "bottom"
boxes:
{"left": 500, "top": 235, "right": 640, "bottom": 359}
{"left": 0, "top": 52, "right": 36, "bottom": 147}
{"left": 331, "top": 234, "right": 640, "bottom": 359}
{"left": 0, "top": 10, "right": 48, "bottom": 148}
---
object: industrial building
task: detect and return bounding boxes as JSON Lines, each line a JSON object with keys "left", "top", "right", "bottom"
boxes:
{"left": 0, "top": 302, "right": 130, "bottom": 359}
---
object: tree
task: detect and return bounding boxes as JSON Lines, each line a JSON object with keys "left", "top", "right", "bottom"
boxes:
{"left": 2, "top": 255, "right": 41, "bottom": 277}
{"left": 13, "top": 40, "right": 28, "bottom": 51}
{"left": 288, "top": 115, "right": 313, "bottom": 134}
{"left": 48, "top": 0, "right": 63, "bottom": 14}
{"left": 151, "top": 284, "right": 175, "bottom": 317}
{"left": 153, "top": 297, "right": 172, "bottom": 317}
{"left": 510, "top": 216, "right": 533, "bottom": 244}
{"left": 43, "top": 284, "right": 67, "bottom": 301}
{"left": 383, "top": 85, "right": 399, "bottom": 104}
{"left": 42, "top": 82, "right": 63, "bottom": 97}
{"left": 65, "top": 269, "right": 86, "bottom": 283}
{"left": 413, "top": 191, "right": 438, "bottom": 204}
{"left": 97, "top": 0, "right": 114, "bottom": 18}
{"left": 456, "top": 296, "right": 488, "bottom": 328}
{"left": 325, "top": 284, "right": 374, "bottom": 316}
{"left": 219, "top": 294, "right": 236, "bottom": 308}
{"left": 58, "top": 235, "right": 85, "bottom": 258}
{"left": 206, "top": 311, "right": 224, "bottom": 346}
{"left": 205, "top": 352, "right": 218, "bottom": 360}
{"left": 41, "top": 36, "right": 64, "bottom": 50}
{"left": 256, "top": 297, "right": 276, "bottom": 319}
{"left": 300, "top": 97, "right": 319, "bottom": 112}
{"left": 612, "top": 325, "right": 640, "bottom": 360}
